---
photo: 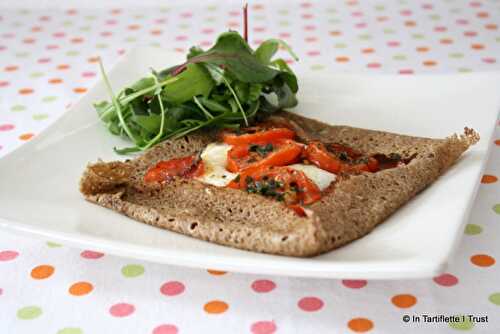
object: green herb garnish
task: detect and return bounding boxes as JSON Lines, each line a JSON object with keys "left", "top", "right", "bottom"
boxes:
{"left": 249, "top": 143, "right": 274, "bottom": 156}
{"left": 95, "top": 6, "right": 299, "bottom": 154}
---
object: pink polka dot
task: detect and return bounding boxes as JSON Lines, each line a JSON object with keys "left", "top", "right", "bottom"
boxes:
{"left": 399, "top": 69, "right": 414, "bottom": 75}
{"left": 304, "top": 25, "right": 316, "bottom": 31}
{"left": 387, "top": 41, "right": 400, "bottom": 47}
{"left": 298, "top": 297, "right": 324, "bottom": 312}
{"left": 342, "top": 279, "right": 367, "bottom": 289}
{"left": 0, "top": 250, "right": 18, "bottom": 261}
{"left": 175, "top": 35, "right": 188, "bottom": 41}
{"left": 251, "top": 321, "right": 277, "bottom": 334}
{"left": 0, "top": 288, "right": 3, "bottom": 295}
{"left": 0, "top": 81, "right": 9, "bottom": 87}
{"left": 152, "top": 324, "right": 178, "bottom": 334}
{"left": 80, "top": 250, "right": 104, "bottom": 259}
{"left": 279, "top": 32, "right": 291, "bottom": 38}
{"left": 82, "top": 71, "right": 96, "bottom": 78}
{"left": 251, "top": 280, "right": 276, "bottom": 293}
{"left": 53, "top": 32, "right": 65, "bottom": 38}
{"left": 160, "top": 281, "right": 185, "bottom": 296}
{"left": 0, "top": 124, "right": 14, "bottom": 132}
{"left": 433, "top": 273, "right": 459, "bottom": 287}
{"left": 482, "top": 57, "right": 496, "bottom": 64}
{"left": 307, "top": 50, "right": 320, "bottom": 57}
{"left": 456, "top": 19, "right": 469, "bottom": 25}
{"left": 367, "top": 62, "right": 382, "bottom": 68}
{"left": 109, "top": 303, "right": 135, "bottom": 317}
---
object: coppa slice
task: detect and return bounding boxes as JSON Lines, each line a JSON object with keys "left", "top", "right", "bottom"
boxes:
{"left": 80, "top": 112, "right": 479, "bottom": 257}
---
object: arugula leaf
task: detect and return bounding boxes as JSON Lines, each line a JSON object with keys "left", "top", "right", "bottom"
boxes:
{"left": 255, "top": 38, "right": 299, "bottom": 65}
{"left": 163, "top": 63, "right": 214, "bottom": 104}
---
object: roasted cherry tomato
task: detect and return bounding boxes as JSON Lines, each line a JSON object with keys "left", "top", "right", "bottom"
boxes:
{"left": 304, "top": 141, "right": 342, "bottom": 174}
{"left": 226, "top": 139, "right": 303, "bottom": 173}
{"left": 342, "top": 157, "right": 379, "bottom": 173}
{"left": 222, "top": 127, "right": 295, "bottom": 146}
{"left": 144, "top": 155, "right": 204, "bottom": 183}
{"left": 234, "top": 166, "right": 321, "bottom": 205}
{"left": 288, "top": 204, "right": 307, "bottom": 217}
{"left": 328, "top": 143, "right": 362, "bottom": 160}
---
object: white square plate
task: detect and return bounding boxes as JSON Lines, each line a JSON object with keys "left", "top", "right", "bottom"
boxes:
{"left": 1, "top": 48, "right": 499, "bottom": 279}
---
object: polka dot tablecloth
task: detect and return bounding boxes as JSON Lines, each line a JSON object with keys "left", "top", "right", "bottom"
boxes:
{"left": 1, "top": 0, "right": 500, "bottom": 333}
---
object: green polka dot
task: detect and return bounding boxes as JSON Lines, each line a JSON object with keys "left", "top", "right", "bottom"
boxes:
{"left": 150, "top": 42, "right": 161, "bottom": 48}
{"left": 19, "top": 9, "right": 30, "bottom": 14}
{"left": 449, "top": 316, "right": 474, "bottom": 330}
{"left": 205, "top": 16, "right": 216, "bottom": 22}
{"left": 495, "top": 37, "right": 500, "bottom": 43}
{"left": 57, "top": 328, "right": 83, "bottom": 334}
{"left": 125, "top": 37, "right": 137, "bottom": 43}
{"left": 430, "top": 14, "right": 442, "bottom": 20}
{"left": 334, "top": 43, "right": 347, "bottom": 49}
{"left": 62, "top": 21, "right": 73, "bottom": 27}
{"left": 206, "top": 5, "right": 217, "bottom": 11}
{"left": 374, "top": 5, "right": 385, "bottom": 11}
{"left": 449, "top": 52, "right": 464, "bottom": 59}
{"left": 178, "top": 23, "right": 190, "bottom": 29}
{"left": 278, "top": 9, "right": 289, "bottom": 15}
{"left": 121, "top": 264, "right": 145, "bottom": 278}
{"left": 393, "top": 54, "right": 407, "bottom": 61}
{"left": 96, "top": 43, "right": 108, "bottom": 49}
{"left": 358, "top": 34, "right": 372, "bottom": 41}
{"left": 80, "top": 26, "right": 91, "bottom": 32}
{"left": 46, "top": 241, "right": 62, "bottom": 248}
{"left": 66, "top": 50, "right": 80, "bottom": 57}
{"left": 450, "top": 8, "right": 461, "bottom": 14}
{"left": 493, "top": 203, "right": 500, "bottom": 214}
{"left": 134, "top": 14, "right": 145, "bottom": 19}
{"left": 278, "top": 21, "right": 290, "bottom": 27}
{"left": 458, "top": 68, "right": 472, "bottom": 73}
{"left": 310, "top": 64, "right": 325, "bottom": 71}
{"left": 17, "top": 306, "right": 42, "bottom": 320}
{"left": 412, "top": 34, "right": 425, "bottom": 40}
{"left": 11, "top": 105, "right": 26, "bottom": 112}
{"left": 42, "top": 96, "right": 57, "bottom": 103}
{"left": 383, "top": 28, "right": 395, "bottom": 34}
{"left": 398, "top": 0, "right": 408, "bottom": 4}
{"left": 12, "top": 21, "right": 23, "bottom": 27}
{"left": 329, "top": 18, "right": 341, "bottom": 24}
{"left": 159, "top": 7, "right": 170, "bottom": 13}
{"left": 253, "top": 15, "right": 266, "bottom": 21}
{"left": 33, "top": 113, "right": 49, "bottom": 121}
{"left": 464, "top": 224, "right": 482, "bottom": 235}
{"left": 327, "top": 8, "right": 337, "bottom": 13}
{"left": 85, "top": 15, "right": 96, "bottom": 20}
{"left": 29, "top": 72, "right": 44, "bottom": 78}
{"left": 15, "top": 52, "right": 30, "bottom": 58}
{"left": 488, "top": 293, "right": 500, "bottom": 305}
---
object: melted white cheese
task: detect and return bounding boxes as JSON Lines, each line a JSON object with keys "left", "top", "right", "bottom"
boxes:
{"left": 288, "top": 163, "right": 336, "bottom": 191}
{"left": 195, "top": 143, "right": 238, "bottom": 187}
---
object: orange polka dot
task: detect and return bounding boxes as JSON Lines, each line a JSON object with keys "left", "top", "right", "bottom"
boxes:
{"left": 203, "top": 300, "right": 229, "bottom": 314}
{"left": 361, "top": 48, "right": 375, "bottom": 54}
{"left": 69, "top": 281, "right": 94, "bottom": 296}
{"left": 5, "top": 65, "right": 18, "bottom": 72}
{"left": 471, "top": 43, "right": 484, "bottom": 50}
{"left": 73, "top": 87, "right": 87, "bottom": 94}
{"left": 336, "top": 56, "right": 350, "bottom": 63}
{"left": 31, "top": 265, "right": 55, "bottom": 279}
{"left": 405, "top": 20, "right": 416, "bottom": 27}
{"left": 423, "top": 60, "right": 437, "bottom": 66}
{"left": 329, "top": 30, "right": 342, "bottom": 36}
{"left": 49, "top": 78, "right": 63, "bottom": 84}
{"left": 19, "top": 133, "right": 34, "bottom": 141}
{"left": 477, "top": 12, "right": 489, "bottom": 18}
{"left": 494, "top": 139, "right": 500, "bottom": 146}
{"left": 485, "top": 24, "right": 498, "bottom": 30}
{"left": 57, "top": 64, "right": 70, "bottom": 70}
{"left": 471, "top": 254, "right": 495, "bottom": 267}
{"left": 70, "top": 37, "right": 84, "bottom": 43}
{"left": 348, "top": 318, "right": 374, "bottom": 332}
{"left": 481, "top": 175, "right": 497, "bottom": 184}
{"left": 416, "top": 46, "right": 429, "bottom": 52}
{"left": 391, "top": 294, "right": 417, "bottom": 308}
{"left": 88, "top": 57, "right": 100, "bottom": 63}
{"left": 207, "top": 269, "right": 227, "bottom": 276}
{"left": 128, "top": 24, "right": 141, "bottom": 30}
{"left": 19, "top": 88, "right": 34, "bottom": 95}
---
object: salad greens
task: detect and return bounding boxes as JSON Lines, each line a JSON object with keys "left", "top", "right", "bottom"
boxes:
{"left": 96, "top": 29, "right": 299, "bottom": 154}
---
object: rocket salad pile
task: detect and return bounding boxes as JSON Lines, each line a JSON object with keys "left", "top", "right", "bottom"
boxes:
{"left": 95, "top": 6, "right": 299, "bottom": 154}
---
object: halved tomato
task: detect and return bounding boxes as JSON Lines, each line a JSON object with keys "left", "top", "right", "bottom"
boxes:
{"left": 222, "top": 127, "right": 295, "bottom": 146}
{"left": 234, "top": 166, "right": 321, "bottom": 205}
{"left": 304, "top": 141, "right": 342, "bottom": 174}
{"left": 226, "top": 139, "right": 303, "bottom": 173}
{"left": 144, "top": 155, "right": 204, "bottom": 183}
